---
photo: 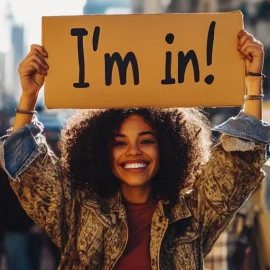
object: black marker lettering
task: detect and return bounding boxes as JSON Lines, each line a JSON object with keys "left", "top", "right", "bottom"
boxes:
{"left": 178, "top": 50, "right": 200, "bottom": 83}
{"left": 105, "top": 52, "right": 139, "bottom": 86}
{"left": 204, "top": 21, "right": 216, "bottom": 85}
{"left": 161, "top": 33, "right": 176, "bottom": 85}
{"left": 71, "top": 28, "right": 90, "bottom": 88}
{"left": 92, "top": 26, "right": 100, "bottom": 51}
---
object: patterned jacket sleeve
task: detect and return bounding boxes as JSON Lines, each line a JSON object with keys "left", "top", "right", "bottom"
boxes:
{"left": 194, "top": 138, "right": 266, "bottom": 257}
{"left": 0, "top": 119, "right": 80, "bottom": 250}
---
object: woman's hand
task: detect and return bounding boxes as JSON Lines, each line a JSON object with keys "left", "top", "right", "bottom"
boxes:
{"left": 12, "top": 45, "right": 49, "bottom": 133}
{"left": 238, "top": 30, "right": 264, "bottom": 120}
{"left": 237, "top": 30, "right": 264, "bottom": 74}
{"left": 18, "top": 44, "right": 49, "bottom": 98}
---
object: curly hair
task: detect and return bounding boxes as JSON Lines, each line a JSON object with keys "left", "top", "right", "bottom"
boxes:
{"left": 59, "top": 108, "right": 212, "bottom": 202}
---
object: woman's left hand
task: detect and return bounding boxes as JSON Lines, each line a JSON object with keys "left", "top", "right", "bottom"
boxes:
{"left": 237, "top": 29, "right": 264, "bottom": 74}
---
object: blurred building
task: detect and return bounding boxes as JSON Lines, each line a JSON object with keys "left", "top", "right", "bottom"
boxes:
{"left": 4, "top": 5, "right": 26, "bottom": 102}
{"left": 132, "top": 0, "right": 200, "bottom": 13}
{"left": 83, "top": 0, "right": 131, "bottom": 14}
{"left": 132, "top": 0, "right": 170, "bottom": 13}
{"left": 11, "top": 24, "right": 25, "bottom": 98}
{"left": 0, "top": 52, "right": 5, "bottom": 109}
{"left": 0, "top": 53, "right": 5, "bottom": 86}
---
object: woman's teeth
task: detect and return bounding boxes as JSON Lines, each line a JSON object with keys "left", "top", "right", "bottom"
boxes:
{"left": 124, "top": 163, "right": 147, "bottom": 169}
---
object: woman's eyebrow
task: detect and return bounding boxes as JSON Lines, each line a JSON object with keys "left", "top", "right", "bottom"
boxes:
{"left": 138, "top": 131, "right": 156, "bottom": 137}
{"left": 114, "top": 131, "right": 156, "bottom": 138}
{"left": 114, "top": 134, "right": 126, "bottom": 138}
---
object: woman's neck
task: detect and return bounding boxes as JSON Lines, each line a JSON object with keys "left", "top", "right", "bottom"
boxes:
{"left": 120, "top": 183, "right": 153, "bottom": 203}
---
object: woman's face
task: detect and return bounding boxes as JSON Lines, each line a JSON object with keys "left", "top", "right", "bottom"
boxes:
{"left": 111, "top": 114, "right": 160, "bottom": 189}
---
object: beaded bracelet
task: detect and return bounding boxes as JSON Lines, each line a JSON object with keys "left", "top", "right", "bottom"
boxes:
{"left": 244, "top": 94, "right": 264, "bottom": 100}
{"left": 15, "top": 108, "right": 37, "bottom": 115}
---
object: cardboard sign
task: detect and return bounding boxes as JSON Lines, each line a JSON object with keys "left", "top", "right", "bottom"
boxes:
{"left": 42, "top": 11, "right": 244, "bottom": 109}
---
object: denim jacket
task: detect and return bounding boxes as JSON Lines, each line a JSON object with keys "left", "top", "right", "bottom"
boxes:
{"left": 0, "top": 112, "right": 269, "bottom": 270}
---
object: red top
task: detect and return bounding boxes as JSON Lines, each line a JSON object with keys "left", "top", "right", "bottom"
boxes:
{"left": 114, "top": 199, "right": 158, "bottom": 270}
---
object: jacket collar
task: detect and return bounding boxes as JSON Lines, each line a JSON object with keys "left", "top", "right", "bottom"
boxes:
{"left": 104, "top": 188, "right": 194, "bottom": 224}
{"left": 161, "top": 196, "right": 192, "bottom": 224}
{"left": 101, "top": 191, "right": 127, "bottom": 220}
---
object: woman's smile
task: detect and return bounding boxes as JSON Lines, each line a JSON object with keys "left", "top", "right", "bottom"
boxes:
{"left": 111, "top": 114, "right": 160, "bottom": 188}
{"left": 122, "top": 160, "right": 148, "bottom": 170}
{"left": 119, "top": 160, "right": 150, "bottom": 176}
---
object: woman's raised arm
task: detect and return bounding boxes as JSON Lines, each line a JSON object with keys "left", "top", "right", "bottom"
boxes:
{"left": 12, "top": 44, "right": 49, "bottom": 133}
{"left": 237, "top": 30, "right": 264, "bottom": 120}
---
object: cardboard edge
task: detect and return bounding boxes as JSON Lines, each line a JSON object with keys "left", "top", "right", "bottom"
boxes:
{"left": 236, "top": 10, "right": 245, "bottom": 106}
{"left": 41, "top": 17, "right": 49, "bottom": 109}
{"left": 44, "top": 100, "right": 244, "bottom": 110}
{"left": 38, "top": 10, "right": 248, "bottom": 19}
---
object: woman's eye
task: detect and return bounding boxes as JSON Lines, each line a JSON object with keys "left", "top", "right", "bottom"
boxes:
{"left": 113, "top": 141, "right": 126, "bottom": 147}
{"left": 141, "top": 139, "right": 155, "bottom": 145}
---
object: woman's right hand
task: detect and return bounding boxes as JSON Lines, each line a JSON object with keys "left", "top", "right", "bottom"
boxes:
{"left": 18, "top": 44, "right": 49, "bottom": 98}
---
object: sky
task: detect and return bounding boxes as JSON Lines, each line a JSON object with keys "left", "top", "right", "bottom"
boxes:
{"left": 0, "top": 0, "right": 86, "bottom": 53}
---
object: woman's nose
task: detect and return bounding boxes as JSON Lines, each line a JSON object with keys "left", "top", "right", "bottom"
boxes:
{"left": 126, "top": 143, "right": 142, "bottom": 156}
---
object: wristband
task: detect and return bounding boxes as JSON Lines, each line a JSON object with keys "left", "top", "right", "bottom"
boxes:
{"left": 246, "top": 71, "right": 266, "bottom": 78}
{"left": 15, "top": 108, "right": 37, "bottom": 115}
{"left": 244, "top": 94, "right": 264, "bottom": 100}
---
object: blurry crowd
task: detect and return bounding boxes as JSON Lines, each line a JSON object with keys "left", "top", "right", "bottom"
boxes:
{"left": 0, "top": 167, "right": 60, "bottom": 270}
{"left": 204, "top": 108, "right": 270, "bottom": 270}
{"left": 0, "top": 113, "right": 61, "bottom": 270}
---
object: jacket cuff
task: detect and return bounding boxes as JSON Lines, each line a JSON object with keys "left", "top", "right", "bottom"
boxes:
{"left": 212, "top": 110, "right": 270, "bottom": 144}
{"left": 220, "top": 134, "right": 262, "bottom": 152}
{"left": 0, "top": 117, "right": 45, "bottom": 180}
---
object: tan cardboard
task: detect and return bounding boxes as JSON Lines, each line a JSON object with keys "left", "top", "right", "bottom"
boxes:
{"left": 42, "top": 11, "right": 244, "bottom": 109}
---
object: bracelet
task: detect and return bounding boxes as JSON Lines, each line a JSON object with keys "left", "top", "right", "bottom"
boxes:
{"left": 244, "top": 94, "right": 264, "bottom": 100}
{"left": 246, "top": 71, "right": 266, "bottom": 78}
{"left": 15, "top": 108, "right": 37, "bottom": 115}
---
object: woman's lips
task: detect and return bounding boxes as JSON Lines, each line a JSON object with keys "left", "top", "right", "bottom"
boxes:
{"left": 120, "top": 160, "right": 149, "bottom": 171}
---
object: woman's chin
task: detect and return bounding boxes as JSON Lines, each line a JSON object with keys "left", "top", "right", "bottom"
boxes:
{"left": 120, "top": 178, "right": 151, "bottom": 188}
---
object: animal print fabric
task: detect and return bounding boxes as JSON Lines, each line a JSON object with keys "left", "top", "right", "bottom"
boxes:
{"left": 1, "top": 138, "right": 266, "bottom": 270}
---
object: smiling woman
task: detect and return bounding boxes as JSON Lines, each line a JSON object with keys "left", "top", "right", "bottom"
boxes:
{"left": 59, "top": 108, "right": 210, "bottom": 204}
{"left": 111, "top": 115, "right": 160, "bottom": 201}
{"left": 0, "top": 29, "right": 269, "bottom": 270}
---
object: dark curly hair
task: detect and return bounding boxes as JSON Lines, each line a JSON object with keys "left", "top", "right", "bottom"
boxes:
{"left": 59, "top": 108, "right": 212, "bottom": 202}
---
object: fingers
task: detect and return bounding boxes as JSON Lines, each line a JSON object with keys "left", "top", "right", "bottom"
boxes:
{"left": 26, "top": 52, "right": 49, "bottom": 75}
{"left": 30, "top": 44, "right": 48, "bottom": 57}
{"left": 237, "top": 30, "right": 264, "bottom": 61}
{"left": 237, "top": 29, "right": 254, "bottom": 45}
{"left": 27, "top": 59, "right": 47, "bottom": 75}
{"left": 19, "top": 45, "right": 49, "bottom": 76}
{"left": 237, "top": 30, "right": 255, "bottom": 61}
